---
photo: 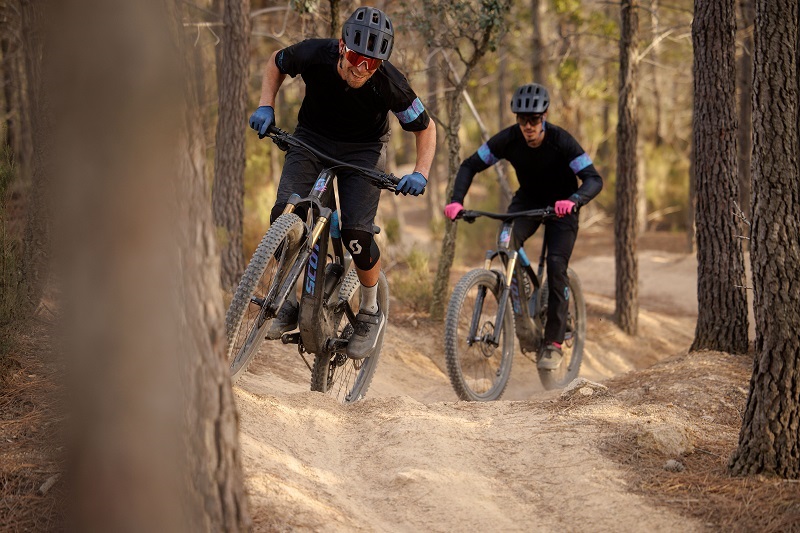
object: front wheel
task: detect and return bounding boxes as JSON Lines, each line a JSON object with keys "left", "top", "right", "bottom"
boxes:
{"left": 537, "top": 268, "right": 586, "bottom": 390}
{"left": 310, "top": 270, "right": 389, "bottom": 403}
{"left": 444, "top": 269, "right": 515, "bottom": 401}
{"left": 225, "top": 213, "right": 305, "bottom": 382}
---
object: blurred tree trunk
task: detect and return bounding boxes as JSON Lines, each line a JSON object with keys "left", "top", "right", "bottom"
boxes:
{"left": 52, "top": 0, "right": 251, "bottom": 529}
{"left": 327, "top": 0, "right": 341, "bottom": 38}
{"left": 19, "top": 0, "right": 51, "bottom": 313}
{"left": 1, "top": 31, "right": 15, "bottom": 151}
{"left": 729, "top": 0, "right": 800, "bottom": 479}
{"left": 425, "top": 52, "right": 442, "bottom": 224}
{"left": 213, "top": 0, "right": 250, "bottom": 291}
{"left": 737, "top": 0, "right": 755, "bottom": 220}
{"left": 614, "top": 0, "right": 639, "bottom": 335}
{"left": 650, "top": 0, "right": 664, "bottom": 146}
{"left": 531, "top": 0, "right": 547, "bottom": 83}
{"left": 497, "top": 47, "right": 512, "bottom": 209}
{"left": 690, "top": 0, "right": 749, "bottom": 354}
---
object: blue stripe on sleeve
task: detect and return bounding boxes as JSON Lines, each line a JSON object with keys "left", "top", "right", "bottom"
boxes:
{"left": 477, "top": 143, "right": 499, "bottom": 166}
{"left": 394, "top": 97, "right": 425, "bottom": 124}
{"left": 569, "top": 153, "right": 592, "bottom": 173}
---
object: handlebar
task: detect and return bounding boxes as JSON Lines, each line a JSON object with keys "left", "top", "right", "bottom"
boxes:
{"left": 457, "top": 206, "right": 566, "bottom": 223}
{"left": 265, "top": 125, "right": 402, "bottom": 192}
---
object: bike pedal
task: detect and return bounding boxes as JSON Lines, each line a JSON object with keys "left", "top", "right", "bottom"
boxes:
{"left": 281, "top": 332, "right": 301, "bottom": 345}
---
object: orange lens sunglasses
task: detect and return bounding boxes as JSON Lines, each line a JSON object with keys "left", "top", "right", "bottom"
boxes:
{"left": 344, "top": 46, "right": 382, "bottom": 70}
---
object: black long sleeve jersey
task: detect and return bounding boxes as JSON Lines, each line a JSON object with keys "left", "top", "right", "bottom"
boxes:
{"left": 275, "top": 39, "right": 430, "bottom": 143}
{"left": 451, "top": 122, "right": 603, "bottom": 208}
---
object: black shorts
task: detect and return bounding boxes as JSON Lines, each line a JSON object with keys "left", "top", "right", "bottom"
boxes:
{"left": 275, "top": 126, "right": 388, "bottom": 233}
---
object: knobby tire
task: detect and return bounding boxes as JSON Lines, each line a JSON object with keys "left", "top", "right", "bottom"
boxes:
{"left": 537, "top": 268, "right": 586, "bottom": 390}
{"left": 444, "top": 269, "right": 515, "bottom": 401}
{"left": 226, "top": 213, "right": 305, "bottom": 382}
{"left": 310, "top": 270, "right": 389, "bottom": 403}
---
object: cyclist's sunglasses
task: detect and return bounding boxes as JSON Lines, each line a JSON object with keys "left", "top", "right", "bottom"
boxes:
{"left": 343, "top": 46, "right": 382, "bottom": 71}
{"left": 517, "top": 113, "right": 544, "bottom": 127}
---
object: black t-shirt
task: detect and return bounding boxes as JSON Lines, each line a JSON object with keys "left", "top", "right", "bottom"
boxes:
{"left": 452, "top": 122, "right": 603, "bottom": 208}
{"left": 275, "top": 39, "right": 430, "bottom": 143}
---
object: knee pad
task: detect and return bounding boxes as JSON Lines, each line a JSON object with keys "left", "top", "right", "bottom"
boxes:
{"left": 341, "top": 229, "right": 380, "bottom": 270}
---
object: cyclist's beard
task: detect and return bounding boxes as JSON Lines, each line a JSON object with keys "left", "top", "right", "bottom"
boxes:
{"left": 338, "top": 54, "right": 370, "bottom": 89}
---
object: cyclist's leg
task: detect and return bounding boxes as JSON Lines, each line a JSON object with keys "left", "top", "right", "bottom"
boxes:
{"left": 508, "top": 197, "right": 541, "bottom": 249}
{"left": 270, "top": 127, "right": 326, "bottom": 223}
{"left": 334, "top": 137, "right": 387, "bottom": 359}
{"left": 542, "top": 214, "right": 579, "bottom": 344}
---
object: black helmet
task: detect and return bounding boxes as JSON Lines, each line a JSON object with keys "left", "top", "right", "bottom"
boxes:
{"left": 342, "top": 7, "right": 394, "bottom": 61}
{"left": 510, "top": 83, "right": 550, "bottom": 114}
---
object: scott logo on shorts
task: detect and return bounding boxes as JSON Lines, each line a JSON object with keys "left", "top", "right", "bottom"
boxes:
{"left": 313, "top": 178, "right": 326, "bottom": 193}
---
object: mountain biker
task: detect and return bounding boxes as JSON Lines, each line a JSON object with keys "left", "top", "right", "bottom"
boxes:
{"left": 443, "top": 83, "right": 602, "bottom": 371}
{"left": 248, "top": 6, "right": 436, "bottom": 360}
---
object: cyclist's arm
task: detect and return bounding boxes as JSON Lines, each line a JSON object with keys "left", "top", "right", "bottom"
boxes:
{"left": 571, "top": 166, "right": 603, "bottom": 206}
{"left": 411, "top": 119, "right": 436, "bottom": 180}
{"left": 451, "top": 148, "right": 493, "bottom": 204}
{"left": 558, "top": 128, "right": 603, "bottom": 206}
{"left": 257, "top": 50, "right": 287, "bottom": 107}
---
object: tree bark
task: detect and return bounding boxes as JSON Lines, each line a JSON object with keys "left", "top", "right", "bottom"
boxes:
{"left": 531, "top": 0, "right": 547, "bottom": 83}
{"left": 729, "top": 0, "right": 800, "bottom": 479}
{"left": 52, "top": 0, "right": 251, "bottom": 528}
{"left": 213, "top": 0, "right": 250, "bottom": 291}
{"left": 690, "top": 0, "right": 749, "bottom": 354}
{"left": 19, "top": 0, "right": 51, "bottom": 312}
{"left": 614, "top": 0, "right": 639, "bottom": 335}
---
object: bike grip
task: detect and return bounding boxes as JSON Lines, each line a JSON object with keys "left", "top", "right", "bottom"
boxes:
{"left": 267, "top": 123, "right": 281, "bottom": 135}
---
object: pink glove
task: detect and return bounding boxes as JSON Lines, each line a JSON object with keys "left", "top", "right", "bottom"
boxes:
{"left": 554, "top": 199, "right": 576, "bottom": 217}
{"left": 444, "top": 202, "right": 464, "bottom": 221}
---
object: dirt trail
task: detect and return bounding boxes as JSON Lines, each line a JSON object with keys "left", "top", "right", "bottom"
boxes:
{"left": 232, "top": 242, "right": 710, "bottom": 531}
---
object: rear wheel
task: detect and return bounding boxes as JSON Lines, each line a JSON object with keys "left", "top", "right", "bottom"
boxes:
{"left": 536, "top": 268, "right": 586, "bottom": 390}
{"left": 310, "top": 270, "right": 389, "bottom": 403}
{"left": 444, "top": 269, "right": 515, "bottom": 401}
{"left": 226, "top": 214, "right": 305, "bottom": 382}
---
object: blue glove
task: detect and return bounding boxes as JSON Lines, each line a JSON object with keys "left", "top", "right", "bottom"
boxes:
{"left": 249, "top": 106, "right": 275, "bottom": 138}
{"left": 396, "top": 171, "right": 427, "bottom": 196}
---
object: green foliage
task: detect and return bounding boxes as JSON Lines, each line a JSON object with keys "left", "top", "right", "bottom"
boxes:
{"left": 400, "top": 0, "right": 511, "bottom": 64}
{"left": 290, "top": 0, "right": 318, "bottom": 15}
{"left": 383, "top": 217, "right": 401, "bottom": 245}
{"left": 392, "top": 246, "right": 434, "bottom": 311}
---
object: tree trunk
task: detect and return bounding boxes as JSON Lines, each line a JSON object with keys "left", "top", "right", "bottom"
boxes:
{"left": 729, "top": 0, "right": 800, "bottom": 479}
{"left": 690, "top": 0, "right": 749, "bottom": 354}
{"left": 213, "top": 0, "right": 250, "bottom": 291}
{"left": 19, "top": 0, "right": 51, "bottom": 313}
{"left": 497, "top": 47, "right": 512, "bottom": 209}
{"left": 650, "top": 0, "right": 665, "bottom": 146}
{"left": 328, "top": 0, "right": 341, "bottom": 38}
{"left": 531, "top": 0, "right": 546, "bottom": 83}
{"left": 430, "top": 95, "right": 463, "bottom": 321}
{"left": 737, "top": 0, "right": 755, "bottom": 220}
{"left": 425, "top": 53, "right": 442, "bottom": 224}
{"left": 52, "top": 0, "right": 251, "bottom": 528}
{"left": 614, "top": 0, "right": 639, "bottom": 335}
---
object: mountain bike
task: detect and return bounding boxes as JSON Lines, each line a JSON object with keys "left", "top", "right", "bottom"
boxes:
{"left": 225, "top": 125, "right": 398, "bottom": 403}
{"left": 444, "top": 208, "right": 586, "bottom": 400}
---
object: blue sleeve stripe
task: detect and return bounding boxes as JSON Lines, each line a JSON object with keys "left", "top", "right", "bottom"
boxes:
{"left": 569, "top": 153, "right": 592, "bottom": 173}
{"left": 394, "top": 97, "right": 425, "bottom": 124}
{"left": 477, "top": 143, "right": 499, "bottom": 166}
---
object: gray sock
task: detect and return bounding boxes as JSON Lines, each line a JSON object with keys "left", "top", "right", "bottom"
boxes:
{"left": 359, "top": 282, "right": 379, "bottom": 314}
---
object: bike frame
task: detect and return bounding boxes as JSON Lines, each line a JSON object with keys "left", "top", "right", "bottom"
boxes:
{"left": 461, "top": 208, "right": 556, "bottom": 349}
{"left": 261, "top": 126, "right": 399, "bottom": 358}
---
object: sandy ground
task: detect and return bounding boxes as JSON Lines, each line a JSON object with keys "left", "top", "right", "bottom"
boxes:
{"left": 231, "top": 223, "right": 723, "bottom": 531}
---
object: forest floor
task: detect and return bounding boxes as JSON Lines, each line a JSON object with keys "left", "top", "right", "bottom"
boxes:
{"left": 1, "top": 225, "right": 799, "bottom": 531}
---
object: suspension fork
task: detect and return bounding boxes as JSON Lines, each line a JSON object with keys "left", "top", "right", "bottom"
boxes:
{"left": 488, "top": 251, "right": 517, "bottom": 345}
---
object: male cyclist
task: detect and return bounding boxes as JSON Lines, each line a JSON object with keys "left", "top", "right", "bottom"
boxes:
{"left": 443, "top": 83, "right": 602, "bottom": 371}
{"left": 249, "top": 6, "right": 436, "bottom": 360}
